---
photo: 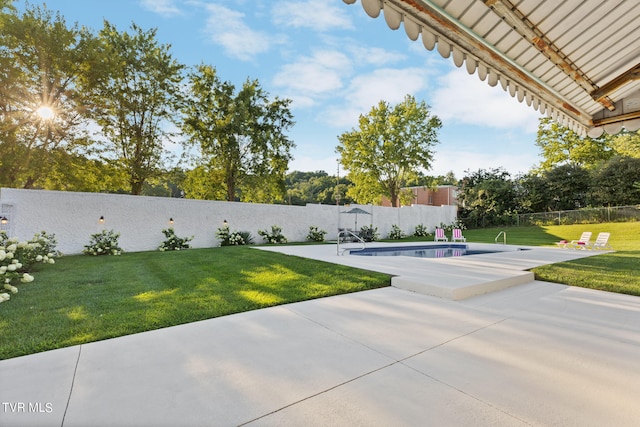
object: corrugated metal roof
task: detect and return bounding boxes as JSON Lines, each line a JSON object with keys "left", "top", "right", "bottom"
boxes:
{"left": 343, "top": 0, "right": 640, "bottom": 136}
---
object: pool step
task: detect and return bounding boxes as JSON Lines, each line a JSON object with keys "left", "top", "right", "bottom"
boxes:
{"left": 391, "top": 269, "right": 535, "bottom": 300}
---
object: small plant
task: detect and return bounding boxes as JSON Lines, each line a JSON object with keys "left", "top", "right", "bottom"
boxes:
{"left": 307, "top": 226, "right": 327, "bottom": 242}
{"left": 22, "top": 231, "right": 60, "bottom": 267}
{"left": 159, "top": 228, "right": 193, "bottom": 251}
{"left": 0, "top": 231, "right": 60, "bottom": 303}
{"left": 83, "top": 229, "right": 123, "bottom": 256}
{"left": 413, "top": 224, "right": 430, "bottom": 237}
{"left": 438, "top": 219, "right": 467, "bottom": 233}
{"left": 216, "top": 226, "right": 253, "bottom": 246}
{"left": 388, "top": 224, "right": 405, "bottom": 240}
{"left": 359, "top": 225, "right": 379, "bottom": 242}
{"left": 258, "top": 225, "right": 288, "bottom": 244}
{"left": 1, "top": 230, "right": 60, "bottom": 270}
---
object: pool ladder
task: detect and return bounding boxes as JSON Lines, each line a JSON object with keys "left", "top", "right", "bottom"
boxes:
{"left": 337, "top": 230, "right": 366, "bottom": 255}
{"left": 495, "top": 231, "right": 507, "bottom": 245}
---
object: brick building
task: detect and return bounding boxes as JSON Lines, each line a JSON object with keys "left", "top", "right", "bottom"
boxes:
{"left": 381, "top": 185, "right": 458, "bottom": 207}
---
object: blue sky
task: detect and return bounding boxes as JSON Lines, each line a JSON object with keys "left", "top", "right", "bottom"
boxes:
{"left": 18, "top": 0, "right": 543, "bottom": 179}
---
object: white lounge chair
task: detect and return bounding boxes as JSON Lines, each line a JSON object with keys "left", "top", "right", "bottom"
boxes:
{"left": 434, "top": 228, "right": 448, "bottom": 242}
{"left": 567, "top": 232, "right": 592, "bottom": 249}
{"left": 585, "top": 232, "right": 612, "bottom": 250}
{"left": 452, "top": 228, "right": 466, "bottom": 242}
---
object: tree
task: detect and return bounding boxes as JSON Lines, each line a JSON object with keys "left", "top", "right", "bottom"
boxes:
{"left": 181, "top": 64, "right": 294, "bottom": 202}
{"left": 182, "top": 164, "right": 227, "bottom": 200}
{"left": 283, "top": 171, "right": 354, "bottom": 205}
{"left": 0, "top": 4, "right": 99, "bottom": 188}
{"left": 87, "top": 22, "right": 184, "bottom": 195}
{"left": 543, "top": 164, "right": 591, "bottom": 211}
{"left": 611, "top": 130, "right": 640, "bottom": 158}
{"left": 515, "top": 172, "right": 549, "bottom": 213}
{"left": 336, "top": 95, "right": 441, "bottom": 207}
{"left": 591, "top": 156, "right": 640, "bottom": 206}
{"left": 457, "top": 168, "right": 517, "bottom": 227}
{"left": 39, "top": 151, "right": 128, "bottom": 193}
{"left": 535, "top": 117, "right": 614, "bottom": 170}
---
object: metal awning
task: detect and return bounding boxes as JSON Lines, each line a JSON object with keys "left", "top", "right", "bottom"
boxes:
{"left": 343, "top": 0, "right": 640, "bottom": 137}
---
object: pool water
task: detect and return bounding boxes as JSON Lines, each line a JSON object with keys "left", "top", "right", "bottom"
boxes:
{"left": 350, "top": 244, "right": 525, "bottom": 258}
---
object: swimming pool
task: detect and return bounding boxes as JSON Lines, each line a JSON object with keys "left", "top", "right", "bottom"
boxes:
{"left": 350, "top": 244, "right": 527, "bottom": 258}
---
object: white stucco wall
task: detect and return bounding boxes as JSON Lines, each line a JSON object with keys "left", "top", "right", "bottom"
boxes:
{"left": 0, "top": 188, "right": 457, "bottom": 254}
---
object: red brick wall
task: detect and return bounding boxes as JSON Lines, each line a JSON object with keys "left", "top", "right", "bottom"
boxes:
{"left": 380, "top": 186, "right": 457, "bottom": 207}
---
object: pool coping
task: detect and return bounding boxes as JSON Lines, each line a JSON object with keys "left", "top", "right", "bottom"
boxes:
{"left": 256, "top": 242, "right": 607, "bottom": 300}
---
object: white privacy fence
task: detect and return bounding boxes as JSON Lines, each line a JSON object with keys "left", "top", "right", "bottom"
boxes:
{"left": 0, "top": 188, "right": 457, "bottom": 254}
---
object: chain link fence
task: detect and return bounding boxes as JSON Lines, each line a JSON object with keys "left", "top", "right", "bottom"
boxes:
{"left": 517, "top": 205, "right": 640, "bottom": 226}
{"left": 462, "top": 206, "right": 640, "bottom": 228}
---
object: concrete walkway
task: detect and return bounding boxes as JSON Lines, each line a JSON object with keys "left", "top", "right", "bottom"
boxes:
{"left": 2, "top": 246, "right": 640, "bottom": 426}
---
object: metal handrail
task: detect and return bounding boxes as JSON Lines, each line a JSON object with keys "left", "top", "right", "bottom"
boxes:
{"left": 495, "top": 231, "right": 507, "bottom": 244}
{"left": 337, "top": 230, "right": 366, "bottom": 255}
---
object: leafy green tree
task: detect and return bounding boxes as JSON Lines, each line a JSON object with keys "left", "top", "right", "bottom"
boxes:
{"left": 535, "top": 117, "right": 614, "bottom": 170}
{"left": 86, "top": 22, "right": 184, "bottom": 195}
{"left": 283, "top": 171, "right": 355, "bottom": 205}
{"left": 182, "top": 164, "right": 227, "bottom": 200}
{"left": 181, "top": 64, "right": 294, "bottom": 202}
{"left": 611, "top": 131, "right": 640, "bottom": 158}
{"left": 41, "top": 152, "right": 128, "bottom": 193}
{"left": 591, "top": 156, "right": 640, "bottom": 206}
{"left": 140, "top": 166, "right": 186, "bottom": 198}
{"left": 337, "top": 95, "right": 441, "bottom": 207}
{"left": 458, "top": 168, "right": 517, "bottom": 227}
{"left": 439, "top": 171, "right": 458, "bottom": 186}
{"left": 515, "top": 172, "right": 549, "bottom": 213}
{"left": 543, "top": 164, "right": 591, "bottom": 211}
{"left": 0, "top": 4, "right": 98, "bottom": 188}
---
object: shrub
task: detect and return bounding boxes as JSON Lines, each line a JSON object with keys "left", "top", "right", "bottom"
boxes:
{"left": 83, "top": 229, "right": 123, "bottom": 256}
{"left": 307, "top": 226, "right": 327, "bottom": 242}
{"left": 388, "top": 224, "right": 405, "bottom": 240}
{"left": 0, "top": 231, "right": 59, "bottom": 303}
{"left": 438, "top": 219, "right": 467, "bottom": 233}
{"left": 258, "top": 225, "right": 288, "bottom": 244}
{"left": 414, "top": 224, "right": 430, "bottom": 237}
{"left": 2, "top": 231, "right": 60, "bottom": 270}
{"left": 216, "top": 226, "right": 253, "bottom": 246}
{"left": 24, "top": 232, "right": 60, "bottom": 267}
{"left": 158, "top": 228, "right": 193, "bottom": 251}
{"left": 359, "top": 225, "right": 379, "bottom": 242}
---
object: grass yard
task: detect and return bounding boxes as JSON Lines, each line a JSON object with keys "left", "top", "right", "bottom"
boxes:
{"left": 0, "top": 246, "right": 390, "bottom": 360}
{"left": 462, "top": 222, "right": 640, "bottom": 296}
{"left": 2, "top": 221, "right": 638, "bottom": 360}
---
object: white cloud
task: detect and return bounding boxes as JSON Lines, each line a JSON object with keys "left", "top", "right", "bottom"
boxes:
{"left": 140, "top": 0, "right": 183, "bottom": 16}
{"left": 345, "top": 44, "right": 407, "bottom": 67}
{"left": 322, "top": 67, "right": 429, "bottom": 128}
{"left": 272, "top": 50, "right": 351, "bottom": 107}
{"left": 203, "top": 4, "right": 279, "bottom": 61}
{"left": 432, "top": 68, "right": 541, "bottom": 132}
{"left": 272, "top": 0, "right": 353, "bottom": 31}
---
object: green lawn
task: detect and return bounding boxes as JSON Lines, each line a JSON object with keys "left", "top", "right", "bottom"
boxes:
{"left": 0, "top": 247, "right": 390, "bottom": 360}
{"left": 2, "top": 221, "right": 638, "bottom": 360}
{"left": 461, "top": 222, "right": 640, "bottom": 296}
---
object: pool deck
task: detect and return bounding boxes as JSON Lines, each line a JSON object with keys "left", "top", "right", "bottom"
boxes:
{"left": 3, "top": 243, "right": 639, "bottom": 426}
{"left": 257, "top": 242, "right": 602, "bottom": 300}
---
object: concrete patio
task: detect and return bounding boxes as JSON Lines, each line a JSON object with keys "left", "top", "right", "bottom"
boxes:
{"left": 2, "top": 244, "right": 639, "bottom": 426}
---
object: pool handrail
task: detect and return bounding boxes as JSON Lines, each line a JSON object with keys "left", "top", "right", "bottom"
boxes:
{"left": 495, "top": 231, "right": 507, "bottom": 245}
{"left": 337, "top": 230, "right": 366, "bottom": 255}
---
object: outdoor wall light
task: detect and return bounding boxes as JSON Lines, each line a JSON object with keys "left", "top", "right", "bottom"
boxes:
{"left": 0, "top": 216, "right": 8, "bottom": 225}
{"left": 99, "top": 216, "right": 105, "bottom": 223}
{"left": 169, "top": 218, "right": 174, "bottom": 224}
{"left": 223, "top": 219, "right": 228, "bottom": 227}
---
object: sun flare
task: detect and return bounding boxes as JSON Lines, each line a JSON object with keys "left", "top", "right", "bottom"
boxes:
{"left": 36, "top": 105, "right": 55, "bottom": 120}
